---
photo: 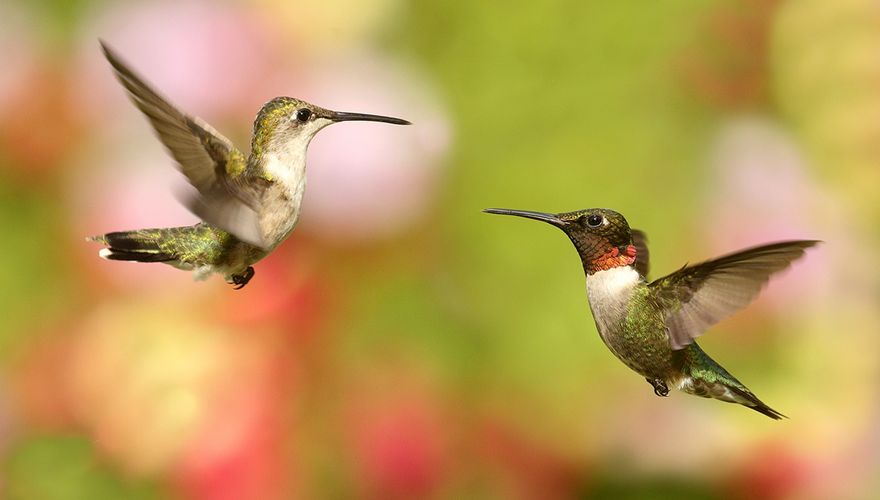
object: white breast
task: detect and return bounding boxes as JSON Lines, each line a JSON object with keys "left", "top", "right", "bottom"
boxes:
{"left": 585, "top": 266, "right": 640, "bottom": 339}
{"left": 260, "top": 149, "right": 308, "bottom": 247}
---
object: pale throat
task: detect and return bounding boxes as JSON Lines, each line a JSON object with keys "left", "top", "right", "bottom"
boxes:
{"left": 585, "top": 265, "right": 640, "bottom": 340}
{"left": 586, "top": 265, "right": 640, "bottom": 307}
{"left": 262, "top": 138, "right": 309, "bottom": 187}
{"left": 260, "top": 120, "right": 328, "bottom": 187}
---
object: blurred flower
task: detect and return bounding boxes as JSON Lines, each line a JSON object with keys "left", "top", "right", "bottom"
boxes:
{"left": 0, "top": 38, "right": 85, "bottom": 179}
{"left": 72, "top": 0, "right": 285, "bottom": 124}
{"left": 175, "top": 331, "right": 293, "bottom": 500}
{"left": 476, "top": 417, "right": 581, "bottom": 499}
{"left": 345, "top": 370, "right": 450, "bottom": 499}
{"left": 703, "top": 116, "right": 835, "bottom": 306}
{"left": 297, "top": 52, "right": 452, "bottom": 243}
{"left": 727, "top": 442, "right": 815, "bottom": 500}
{"left": 11, "top": 331, "right": 79, "bottom": 430}
{"left": 65, "top": 298, "right": 288, "bottom": 487}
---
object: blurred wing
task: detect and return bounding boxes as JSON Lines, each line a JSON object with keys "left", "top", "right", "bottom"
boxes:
{"left": 631, "top": 229, "right": 650, "bottom": 279}
{"left": 102, "top": 41, "right": 267, "bottom": 248}
{"left": 101, "top": 41, "right": 247, "bottom": 193}
{"left": 649, "top": 240, "right": 819, "bottom": 350}
{"left": 185, "top": 190, "right": 266, "bottom": 248}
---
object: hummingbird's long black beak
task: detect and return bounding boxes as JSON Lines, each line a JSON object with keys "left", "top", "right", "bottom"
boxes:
{"left": 331, "top": 111, "right": 410, "bottom": 125}
{"left": 483, "top": 208, "right": 567, "bottom": 228}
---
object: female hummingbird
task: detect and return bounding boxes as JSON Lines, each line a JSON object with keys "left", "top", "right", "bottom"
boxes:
{"left": 484, "top": 207, "right": 818, "bottom": 419}
{"left": 88, "top": 42, "right": 409, "bottom": 288}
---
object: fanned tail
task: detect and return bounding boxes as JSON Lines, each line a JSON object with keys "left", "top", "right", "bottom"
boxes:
{"left": 678, "top": 343, "right": 786, "bottom": 420}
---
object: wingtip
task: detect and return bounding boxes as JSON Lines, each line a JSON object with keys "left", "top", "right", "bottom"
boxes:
{"left": 786, "top": 239, "right": 823, "bottom": 249}
{"left": 98, "top": 38, "right": 113, "bottom": 59}
{"left": 789, "top": 239, "right": 823, "bottom": 256}
{"left": 98, "top": 39, "right": 128, "bottom": 74}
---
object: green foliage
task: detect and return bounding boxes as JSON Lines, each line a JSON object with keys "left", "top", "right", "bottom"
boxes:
{"left": 0, "top": 173, "right": 73, "bottom": 357}
{"left": 4, "top": 435, "right": 163, "bottom": 500}
{"left": 586, "top": 473, "right": 720, "bottom": 500}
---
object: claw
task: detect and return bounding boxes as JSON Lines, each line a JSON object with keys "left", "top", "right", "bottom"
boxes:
{"left": 229, "top": 266, "right": 255, "bottom": 290}
{"left": 646, "top": 378, "right": 669, "bottom": 397}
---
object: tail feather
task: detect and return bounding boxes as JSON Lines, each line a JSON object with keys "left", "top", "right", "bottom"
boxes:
{"left": 98, "top": 248, "right": 176, "bottom": 262}
{"left": 678, "top": 343, "right": 786, "bottom": 420}
{"left": 728, "top": 386, "right": 786, "bottom": 420}
{"left": 88, "top": 229, "right": 177, "bottom": 263}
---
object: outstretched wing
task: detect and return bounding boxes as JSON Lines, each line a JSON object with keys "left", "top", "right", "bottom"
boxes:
{"left": 649, "top": 240, "right": 819, "bottom": 350}
{"left": 101, "top": 41, "right": 245, "bottom": 192}
{"left": 631, "top": 229, "right": 650, "bottom": 279}
{"left": 101, "top": 41, "right": 266, "bottom": 248}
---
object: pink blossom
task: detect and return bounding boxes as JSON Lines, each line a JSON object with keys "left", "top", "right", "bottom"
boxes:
{"left": 295, "top": 52, "right": 452, "bottom": 242}
{"left": 703, "top": 117, "right": 836, "bottom": 306}
{"left": 71, "top": 0, "right": 289, "bottom": 124}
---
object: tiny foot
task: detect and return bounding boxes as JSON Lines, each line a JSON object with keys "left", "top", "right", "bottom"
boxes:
{"left": 229, "top": 266, "right": 255, "bottom": 290}
{"left": 646, "top": 378, "right": 669, "bottom": 397}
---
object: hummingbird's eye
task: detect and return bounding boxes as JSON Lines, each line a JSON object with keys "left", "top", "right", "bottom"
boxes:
{"left": 586, "top": 214, "right": 604, "bottom": 227}
{"left": 295, "top": 108, "right": 312, "bottom": 122}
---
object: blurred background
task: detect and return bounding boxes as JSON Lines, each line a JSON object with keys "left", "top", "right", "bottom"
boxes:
{"left": 1, "top": 0, "right": 879, "bottom": 498}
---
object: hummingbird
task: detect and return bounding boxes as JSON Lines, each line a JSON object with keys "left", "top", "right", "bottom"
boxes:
{"left": 484, "top": 207, "right": 819, "bottom": 419}
{"left": 88, "top": 42, "right": 410, "bottom": 288}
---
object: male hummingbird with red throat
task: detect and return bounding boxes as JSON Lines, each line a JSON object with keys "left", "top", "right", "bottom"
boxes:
{"left": 485, "top": 207, "right": 818, "bottom": 419}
